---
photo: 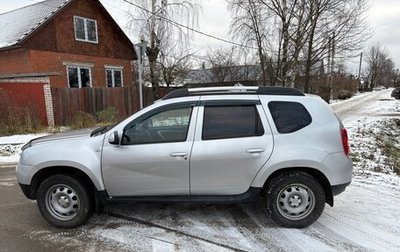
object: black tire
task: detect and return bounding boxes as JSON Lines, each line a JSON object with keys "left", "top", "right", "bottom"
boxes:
{"left": 37, "top": 174, "right": 93, "bottom": 228}
{"left": 264, "top": 171, "right": 325, "bottom": 228}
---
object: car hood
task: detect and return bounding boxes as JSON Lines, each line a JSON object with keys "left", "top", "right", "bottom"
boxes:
{"left": 30, "top": 128, "right": 95, "bottom": 145}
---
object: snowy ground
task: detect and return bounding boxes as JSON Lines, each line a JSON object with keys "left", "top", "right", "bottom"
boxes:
{"left": 0, "top": 133, "right": 48, "bottom": 164}
{"left": 1, "top": 88, "right": 400, "bottom": 251}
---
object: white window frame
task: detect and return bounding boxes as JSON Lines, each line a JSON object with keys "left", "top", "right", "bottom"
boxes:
{"left": 73, "top": 16, "right": 98, "bottom": 43}
{"left": 105, "top": 66, "right": 124, "bottom": 87}
{"left": 67, "top": 65, "right": 93, "bottom": 88}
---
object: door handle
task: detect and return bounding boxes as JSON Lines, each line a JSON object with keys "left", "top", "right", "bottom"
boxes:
{"left": 246, "top": 148, "right": 265, "bottom": 154}
{"left": 170, "top": 152, "right": 188, "bottom": 158}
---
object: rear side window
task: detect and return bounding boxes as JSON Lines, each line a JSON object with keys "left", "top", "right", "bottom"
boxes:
{"left": 268, "top": 101, "right": 312, "bottom": 133}
{"left": 202, "top": 105, "right": 264, "bottom": 140}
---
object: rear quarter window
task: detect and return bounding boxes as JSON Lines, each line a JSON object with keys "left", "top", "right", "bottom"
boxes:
{"left": 268, "top": 101, "right": 312, "bottom": 133}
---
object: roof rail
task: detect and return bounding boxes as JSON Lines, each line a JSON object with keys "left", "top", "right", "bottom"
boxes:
{"left": 162, "top": 86, "right": 305, "bottom": 100}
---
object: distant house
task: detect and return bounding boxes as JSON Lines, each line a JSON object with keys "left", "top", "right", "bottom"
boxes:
{"left": 0, "top": 0, "right": 137, "bottom": 87}
{"left": 181, "top": 63, "right": 358, "bottom": 101}
{"left": 0, "top": 0, "right": 139, "bottom": 126}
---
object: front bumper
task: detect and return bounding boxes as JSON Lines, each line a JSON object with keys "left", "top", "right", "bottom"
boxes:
{"left": 19, "top": 183, "right": 35, "bottom": 199}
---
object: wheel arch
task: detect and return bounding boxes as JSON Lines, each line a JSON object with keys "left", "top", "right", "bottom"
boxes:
{"left": 262, "top": 167, "right": 333, "bottom": 207}
{"left": 29, "top": 166, "right": 97, "bottom": 200}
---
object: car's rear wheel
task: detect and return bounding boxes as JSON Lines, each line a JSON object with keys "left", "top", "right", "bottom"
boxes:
{"left": 37, "top": 174, "right": 92, "bottom": 228}
{"left": 265, "top": 171, "right": 325, "bottom": 228}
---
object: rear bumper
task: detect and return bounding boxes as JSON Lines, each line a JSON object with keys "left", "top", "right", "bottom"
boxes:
{"left": 331, "top": 181, "right": 351, "bottom": 196}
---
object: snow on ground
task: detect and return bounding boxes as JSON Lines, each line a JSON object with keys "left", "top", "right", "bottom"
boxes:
{"left": 2, "top": 88, "right": 400, "bottom": 251}
{"left": 0, "top": 133, "right": 48, "bottom": 164}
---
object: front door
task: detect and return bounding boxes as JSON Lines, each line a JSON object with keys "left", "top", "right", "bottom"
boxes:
{"left": 102, "top": 103, "right": 197, "bottom": 197}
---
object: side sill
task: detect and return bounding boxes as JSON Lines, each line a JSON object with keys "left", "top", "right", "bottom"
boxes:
{"left": 107, "top": 187, "right": 262, "bottom": 204}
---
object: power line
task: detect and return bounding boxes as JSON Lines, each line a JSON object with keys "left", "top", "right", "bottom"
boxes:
{"left": 121, "top": 0, "right": 258, "bottom": 50}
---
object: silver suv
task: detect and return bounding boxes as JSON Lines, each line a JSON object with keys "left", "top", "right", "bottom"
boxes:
{"left": 16, "top": 86, "right": 352, "bottom": 228}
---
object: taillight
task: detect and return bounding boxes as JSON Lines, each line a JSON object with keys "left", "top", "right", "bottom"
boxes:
{"left": 341, "top": 128, "right": 350, "bottom": 156}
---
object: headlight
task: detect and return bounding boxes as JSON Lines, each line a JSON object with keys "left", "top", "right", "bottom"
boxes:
{"left": 21, "top": 141, "right": 32, "bottom": 151}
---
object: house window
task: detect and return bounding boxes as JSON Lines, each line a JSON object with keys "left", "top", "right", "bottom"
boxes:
{"left": 106, "top": 68, "right": 123, "bottom": 87}
{"left": 67, "top": 66, "right": 92, "bottom": 88}
{"left": 74, "top": 16, "right": 98, "bottom": 43}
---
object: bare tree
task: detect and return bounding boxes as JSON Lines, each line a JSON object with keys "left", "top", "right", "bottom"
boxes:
{"left": 260, "top": 0, "right": 308, "bottom": 86}
{"left": 301, "top": 0, "right": 371, "bottom": 92}
{"left": 158, "top": 44, "right": 192, "bottom": 87}
{"left": 365, "top": 44, "right": 395, "bottom": 89}
{"left": 126, "top": 0, "right": 200, "bottom": 98}
{"left": 228, "top": 0, "right": 311, "bottom": 86}
{"left": 228, "top": 0, "right": 270, "bottom": 85}
{"left": 228, "top": 0, "right": 371, "bottom": 91}
{"left": 205, "top": 46, "right": 242, "bottom": 82}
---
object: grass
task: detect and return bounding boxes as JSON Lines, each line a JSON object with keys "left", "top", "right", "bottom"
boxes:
{"left": 375, "top": 119, "right": 400, "bottom": 175}
{"left": 350, "top": 117, "right": 400, "bottom": 176}
{"left": 0, "top": 92, "right": 45, "bottom": 136}
{"left": 70, "top": 107, "right": 120, "bottom": 129}
{"left": 0, "top": 87, "right": 119, "bottom": 135}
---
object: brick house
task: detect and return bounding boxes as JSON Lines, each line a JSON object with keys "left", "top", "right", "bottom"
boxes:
{"left": 0, "top": 0, "right": 139, "bottom": 126}
{"left": 0, "top": 0, "right": 136, "bottom": 87}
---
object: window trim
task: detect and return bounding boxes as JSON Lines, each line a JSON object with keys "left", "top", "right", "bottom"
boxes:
{"left": 73, "top": 16, "right": 98, "bottom": 44}
{"left": 66, "top": 65, "right": 92, "bottom": 88}
{"left": 105, "top": 67, "right": 124, "bottom": 87}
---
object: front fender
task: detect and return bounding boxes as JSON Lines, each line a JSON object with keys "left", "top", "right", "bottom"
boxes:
{"left": 17, "top": 134, "right": 105, "bottom": 190}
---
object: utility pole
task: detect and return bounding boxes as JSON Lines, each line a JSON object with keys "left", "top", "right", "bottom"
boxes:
{"left": 326, "top": 36, "right": 331, "bottom": 94}
{"left": 330, "top": 32, "right": 335, "bottom": 100}
{"left": 135, "top": 41, "right": 147, "bottom": 109}
{"left": 358, "top": 52, "right": 363, "bottom": 79}
{"left": 147, "top": 0, "right": 166, "bottom": 99}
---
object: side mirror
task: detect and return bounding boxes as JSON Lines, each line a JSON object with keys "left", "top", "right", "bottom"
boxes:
{"left": 108, "top": 131, "right": 120, "bottom": 145}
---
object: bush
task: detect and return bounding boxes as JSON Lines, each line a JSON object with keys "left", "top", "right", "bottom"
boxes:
{"left": 71, "top": 107, "right": 119, "bottom": 129}
{"left": 96, "top": 107, "right": 119, "bottom": 124}
{"left": 337, "top": 90, "right": 354, "bottom": 100}
{"left": 71, "top": 111, "right": 97, "bottom": 129}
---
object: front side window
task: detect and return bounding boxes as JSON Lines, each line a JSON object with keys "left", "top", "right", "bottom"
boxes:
{"left": 122, "top": 106, "right": 193, "bottom": 145}
{"left": 67, "top": 66, "right": 92, "bottom": 88}
{"left": 202, "top": 105, "right": 264, "bottom": 140}
{"left": 74, "top": 16, "right": 98, "bottom": 43}
{"left": 106, "top": 68, "right": 123, "bottom": 87}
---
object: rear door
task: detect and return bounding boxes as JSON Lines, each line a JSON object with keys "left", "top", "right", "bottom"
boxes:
{"left": 190, "top": 97, "right": 274, "bottom": 195}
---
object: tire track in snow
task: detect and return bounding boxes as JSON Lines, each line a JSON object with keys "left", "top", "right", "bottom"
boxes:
{"left": 226, "top": 204, "right": 287, "bottom": 251}
{"left": 320, "top": 212, "right": 400, "bottom": 252}
{"left": 308, "top": 222, "right": 367, "bottom": 251}
{"left": 108, "top": 211, "right": 246, "bottom": 252}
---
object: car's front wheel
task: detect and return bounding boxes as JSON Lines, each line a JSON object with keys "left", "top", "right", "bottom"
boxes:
{"left": 265, "top": 171, "right": 325, "bottom": 228}
{"left": 37, "top": 174, "right": 93, "bottom": 228}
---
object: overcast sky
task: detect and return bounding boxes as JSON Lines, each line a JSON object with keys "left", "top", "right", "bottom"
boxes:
{"left": 1, "top": 0, "right": 400, "bottom": 74}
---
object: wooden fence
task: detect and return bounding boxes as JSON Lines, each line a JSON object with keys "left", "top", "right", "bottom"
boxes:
{"left": 51, "top": 87, "right": 140, "bottom": 126}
